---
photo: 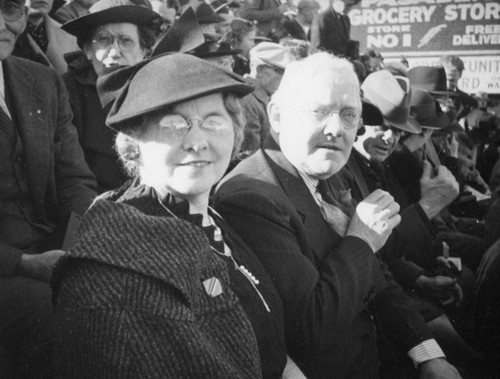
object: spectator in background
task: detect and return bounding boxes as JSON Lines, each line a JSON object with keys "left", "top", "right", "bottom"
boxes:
{"left": 311, "top": 0, "right": 352, "bottom": 57}
{"left": 192, "top": 1, "right": 225, "bottom": 33}
{"left": 0, "top": 0, "right": 97, "bottom": 376}
{"left": 281, "top": 0, "right": 319, "bottom": 41}
{"left": 238, "top": 42, "right": 294, "bottom": 161}
{"left": 53, "top": 0, "right": 97, "bottom": 23}
{"left": 240, "top": 0, "right": 291, "bottom": 37}
{"left": 441, "top": 55, "right": 478, "bottom": 121}
{"left": 360, "top": 49, "right": 383, "bottom": 75}
{"left": 61, "top": 0, "right": 162, "bottom": 192}
{"left": 12, "top": 0, "right": 78, "bottom": 74}
{"left": 230, "top": 17, "right": 256, "bottom": 75}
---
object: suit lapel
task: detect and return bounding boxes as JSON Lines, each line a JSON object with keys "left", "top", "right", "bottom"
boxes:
{"left": 4, "top": 57, "right": 51, "bottom": 214}
{"left": 262, "top": 139, "right": 342, "bottom": 261}
{"left": 347, "top": 151, "right": 371, "bottom": 199}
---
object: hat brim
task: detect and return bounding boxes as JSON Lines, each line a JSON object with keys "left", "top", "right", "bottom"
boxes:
{"left": 198, "top": 48, "right": 242, "bottom": 58}
{"left": 418, "top": 111, "right": 449, "bottom": 130}
{"left": 62, "top": 6, "right": 161, "bottom": 38}
{"left": 429, "top": 90, "right": 459, "bottom": 98}
{"left": 387, "top": 114, "right": 422, "bottom": 134}
{"left": 443, "top": 121, "right": 463, "bottom": 133}
{"left": 198, "top": 14, "right": 226, "bottom": 23}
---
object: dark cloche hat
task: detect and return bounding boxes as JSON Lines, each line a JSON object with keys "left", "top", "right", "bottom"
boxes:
{"left": 62, "top": 0, "right": 162, "bottom": 41}
{"left": 192, "top": 2, "right": 225, "bottom": 24}
{"left": 98, "top": 53, "right": 254, "bottom": 131}
{"left": 410, "top": 87, "right": 449, "bottom": 130}
{"left": 407, "top": 66, "right": 457, "bottom": 97}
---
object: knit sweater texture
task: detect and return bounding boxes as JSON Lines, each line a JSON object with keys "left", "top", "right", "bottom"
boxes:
{"left": 51, "top": 184, "right": 262, "bottom": 378}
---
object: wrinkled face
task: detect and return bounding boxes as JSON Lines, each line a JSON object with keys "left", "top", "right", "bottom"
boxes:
{"left": 272, "top": 67, "right": 361, "bottom": 179}
{"left": 85, "top": 23, "right": 145, "bottom": 75}
{"left": 354, "top": 123, "right": 402, "bottom": 162}
{"left": 239, "top": 29, "right": 255, "bottom": 58}
{"left": 0, "top": 0, "right": 27, "bottom": 60}
{"left": 137, "top": 93, "right": 235, "bottom": 204}
{"left": 26, "top": 0, "right": 52, "bottom": 17}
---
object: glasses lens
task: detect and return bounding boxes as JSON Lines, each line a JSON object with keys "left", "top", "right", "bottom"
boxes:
{"left": 340, "top": 109, "right": 360, "bottom": 129}
{"left": 2, "top": 0, "right": 23, "bottom": 21}
{"left": 159, "top": 115, "right": 190, "bottom": 139}
{"left": 118, "top": 36, "right": 136, "bottom": 51}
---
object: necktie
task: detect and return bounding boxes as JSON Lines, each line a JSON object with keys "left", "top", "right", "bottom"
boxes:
{"left": 316, "top": 180, "right": 353, "bottom": 236}
{"left": 0, "top": 104, "right": 15, "bottom": 142}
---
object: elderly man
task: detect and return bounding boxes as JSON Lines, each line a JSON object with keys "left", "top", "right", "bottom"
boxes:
{"left": 215, "top": 53, "right": 461, "bottom": 378}
{"left": 0, "top": 0, "right": 96, "bottom": 376}
{"left": 12, "top": 0, "right": 78, "bottom": 74}
{"left": 238, "top": 41, "right": 294, "bottom": 160}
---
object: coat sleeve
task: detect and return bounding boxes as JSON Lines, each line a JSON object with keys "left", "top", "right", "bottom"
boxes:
{"left": 52, "top": 71, "right": 97, "bottom": 215}
{"left": 214, "top": 184, "right": 388, "bottom": 359}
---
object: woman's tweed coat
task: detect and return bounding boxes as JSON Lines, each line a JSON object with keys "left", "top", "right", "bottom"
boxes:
{"left": 51, "top": 184, "right": 262, "bottom": 378}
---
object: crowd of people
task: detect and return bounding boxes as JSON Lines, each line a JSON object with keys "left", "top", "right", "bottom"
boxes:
{"left": 1, "top": 0, "right": 500, "bottom": 377}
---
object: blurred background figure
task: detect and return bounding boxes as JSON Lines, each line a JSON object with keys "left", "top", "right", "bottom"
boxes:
{"left": 280, "top": 0, "right": 319, "bottom": 41}
{"left": 240, "top": 0, "right": 292, "bottom": 37}
{"left": 61, "top": 0, "right": 162, "bottom": 192}
{"left": 13, "top": 0, "right": 78, "bottom": 74}
{"left": 53, "top": 0, "right": 98, "bottom": 23}
{"left": 230, "top": 17, "right": 256, "bottom": 75}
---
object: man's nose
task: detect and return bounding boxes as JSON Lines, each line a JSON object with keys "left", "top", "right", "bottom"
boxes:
{"left": 323, "top": 112, "right": 344, "bottom": 137}
{"left": 382, "top": 129, "right": 394, "bottom": 143}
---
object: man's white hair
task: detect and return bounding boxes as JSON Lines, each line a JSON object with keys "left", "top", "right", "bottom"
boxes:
{"left": 271, "top": 52, "right": 361, "bottom": 109}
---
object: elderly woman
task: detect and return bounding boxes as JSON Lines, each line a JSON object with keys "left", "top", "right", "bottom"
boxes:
{"left": 62, "top": 0, "right": 161, "bottom": 192}
{"left": 51, "top": 53, "right": 288, "bottom": 378}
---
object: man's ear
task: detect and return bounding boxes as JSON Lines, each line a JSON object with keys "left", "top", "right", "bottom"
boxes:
{"left": 267, "top": 101, "right": 281, "bottom": 134}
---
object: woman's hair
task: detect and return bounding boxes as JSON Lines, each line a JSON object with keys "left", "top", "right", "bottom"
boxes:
{"left": 115, "top": 93, "right": 246, "bottom": 178}
{"left": 80, "top": 24, "right": 157, "bottom": 52}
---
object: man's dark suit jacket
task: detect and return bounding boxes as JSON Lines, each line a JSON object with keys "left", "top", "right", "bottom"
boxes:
{"left": 0, "top": 56, "right": 97, "bottom": 275}
{"left": 311, "top": 7, "right": 350, "bottom": 56}
{"left": 214, "top": 139, "right": 431, "bottom": 379}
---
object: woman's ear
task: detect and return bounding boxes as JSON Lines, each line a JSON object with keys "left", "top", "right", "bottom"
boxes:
{"left": 267, "top": 101, "right": 281, "bottom": 134}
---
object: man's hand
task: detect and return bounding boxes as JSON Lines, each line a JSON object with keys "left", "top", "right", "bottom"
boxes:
{"left": 346, "top": 189, "right": 401, "bottom": 252}
{"left": 419, "top": 358, "right": 462, "bottom": 378}
{"left": 17, "top": 250, "right": 66, "bottom": 283}
{"left": 419, "top": 161, "right": 459, "bottom": 219}
{"left": 414, "top": 275, "right": 463, "bottom": 306}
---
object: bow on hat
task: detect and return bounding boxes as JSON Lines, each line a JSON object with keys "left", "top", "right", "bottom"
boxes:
{"left": 97, "top": 7, "right": 205, "bottom": 109}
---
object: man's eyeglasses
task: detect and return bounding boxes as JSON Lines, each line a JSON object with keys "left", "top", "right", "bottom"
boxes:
{"left": 1, "top": 0, "right": 25, "bottom": 22}
{"left": 302, "top": 107, "right": 361, "bottom": 130}
{"left": 92, "top": 33, "right": 137, "bottom": 52}
{"left": 158, "top": 115, "right": 231, "bottom": 140}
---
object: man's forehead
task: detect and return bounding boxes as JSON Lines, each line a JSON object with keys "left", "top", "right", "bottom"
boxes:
{"left": 300, "top": 70, "right": 360, "bottom": 106}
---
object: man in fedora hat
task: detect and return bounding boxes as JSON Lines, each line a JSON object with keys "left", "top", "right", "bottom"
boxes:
{"left": 215, "top": 52, "right": 461, "bottom": 378}
{"left": 0, "top": 0, "right": 97, "bottom": 376}
{"left": 347, "top": 80, "right": 482, "bottom": 374}
{"left": 280, "top": 0, "right": 319, "bottom": 41}
{"left": 238, "top": 41, "right": 295, "bottom": 160}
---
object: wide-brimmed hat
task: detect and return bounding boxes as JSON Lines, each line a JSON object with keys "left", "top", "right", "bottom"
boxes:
{"left": 410, "top": 87, "right": 449, "bottom": 130}
{"left": 361, "top": 70, "right": 422, "bottom": 133}
{"left": 249, "top": 42, "right": 295, "bottom": 70}
{"left": 192, "top": 2, "right": 225, "bottom": 24}
{"left": 62, "top": 0, "right": 162, "bottom": 42}
{"left": 407, "top": 66, "right": 457, "bottom": 97}
{"left": 97, "top": 53, "right": 254, "bottom": 131}
{"left": 191, "top": 34, "right": 241, "bottom": 58}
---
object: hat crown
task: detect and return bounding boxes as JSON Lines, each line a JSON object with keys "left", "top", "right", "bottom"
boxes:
{"left": 89, "top": 0, "right": 135, "bottom": 13}
{"left": 249, "top": 42, "right": 294, "bottom": 69}
{"left": 409, "top": 87, "right": 448, "bottom": 129}
{"left": 361, "top": 70, "right": 421, "bottom": 133}
{"left": 408, "top": 66, "right": 448, "bottom": 93}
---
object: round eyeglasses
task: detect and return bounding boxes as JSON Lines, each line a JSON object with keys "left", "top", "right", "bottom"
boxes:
{"left": 1, "top": 0, "right": 25, "bottom": 22}
{"left": 92, "top": 33, "right": 137, "bottom": 52}
{"left": 302, "top": 107, "right": 361, "bottom": 130}
{"left": 158, "top": 115, "right": 232, "bottom": 140}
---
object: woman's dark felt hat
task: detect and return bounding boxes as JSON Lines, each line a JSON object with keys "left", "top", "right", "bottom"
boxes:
{"left": 191, "top": 34, "right": 241, "bottom": 58}
{"left": 62, "top": 0, "right": 162, "bottom": 41}
{"left": 410, "top": 87, "right": 449, "bottom": 130}
{"left": 99, "top": 53, "right": 254, "bottom": 131}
